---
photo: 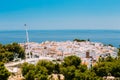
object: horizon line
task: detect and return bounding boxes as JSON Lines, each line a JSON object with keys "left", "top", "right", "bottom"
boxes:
{"left": 0, "top": 29, "right": 120, "bottom": 31}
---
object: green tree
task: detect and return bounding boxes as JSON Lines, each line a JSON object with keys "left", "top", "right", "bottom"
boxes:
{"left": 73, "top": 39, "right": 86, "bottom": 42}
{"left": 54, "top": 63, "right": 60, "bottom": 73}
{"left": 111, "top": 60, "right": 120, "bottom": 77}
{"left": 0, "top": 44, "right": 5, "bottom": 53}
{"left": 78, "top": 64, "right": 87, "bottom": 72}
{"left": 0, "top": 52, "right": 13, "bottom": 63}
{"left": 92, "top": 62, "right": 113, "bottom": 77}
{"left": 22, "top": 60, "right": 52, "bottom": 80}
{"left": 0, "top": 42, "right": 25, "bottom": 63}
{"left": 25, "top": 70, "right": 35, "bottom": 80}
{"left": 0, "top": 62, "right": 10, "bottom": 80}
{"left": 21, "top": 62, "right": 35, "bottom": 76}
{"left": 118, "top": 48, "right": 120, "bottom": 56}
{"left": 61, "top": 66, "right": 76, "bottom": 80}
{"left": 105, "top": 56, "right": 114, "bottom": 62}
{"left": 36, "top": 60, "right": 55, "bottom": 75}
{"left": 62, "top": 55, "right": 81, "bottom": 68}
{"left": 5, "top": 42, "right": 25, "bottom": 59}
{"left": 108, "top": 44, "right": 113, "bottom": 47}
{"left": 99, "top": 56, "right": 114, "bottom": 62}
{"left": 60, "top": 56, "right": 82, "bottom": 80}
{"left": 34, "top": 66, "right": 48, "bottom": 80}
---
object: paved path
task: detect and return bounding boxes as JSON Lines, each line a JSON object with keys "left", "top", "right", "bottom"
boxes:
{"left": 5, "top": 57, "right": 55, "bottom": 67}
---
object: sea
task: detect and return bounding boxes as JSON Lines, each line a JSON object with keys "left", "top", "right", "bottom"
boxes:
{"left": 0, "top": 30, "right": 120, "bottom": 47}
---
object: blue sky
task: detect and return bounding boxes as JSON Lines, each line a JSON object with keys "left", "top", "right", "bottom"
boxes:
{"left": 0, "top": 0, "right": 120, "bottom": 30}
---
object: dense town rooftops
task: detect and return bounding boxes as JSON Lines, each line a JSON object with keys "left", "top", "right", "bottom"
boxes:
{"left": 20, "top": 41, "right": 118, "bottom": 68}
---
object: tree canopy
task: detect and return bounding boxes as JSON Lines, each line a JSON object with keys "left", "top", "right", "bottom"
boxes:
{"left": 73, "top": 38, "right": 86, "bottom": 42}
{"left": 0, "top": 62, "right": 10, "bottom": 80}
{"left": 21, "top": 60, "right": 55, "bottom": 80}
{"left": 0, "top": 42, "right": 25, "bottom": 63}
{"left": 21, "top": 54, "right": 120, "bottom": 80}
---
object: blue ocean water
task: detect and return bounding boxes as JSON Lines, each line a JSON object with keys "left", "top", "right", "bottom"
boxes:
{"left": 0, "top": 30, "right": 120, "bottom": 47}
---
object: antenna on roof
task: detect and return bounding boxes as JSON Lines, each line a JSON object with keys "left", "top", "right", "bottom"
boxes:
{"left": 25, "top": 24, "right": 29, "bottom": 43}
{"left": 24, "top": 24, "right": 31, "bottom": 58}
